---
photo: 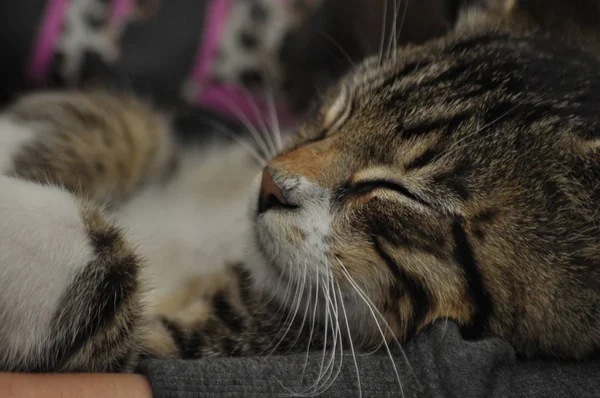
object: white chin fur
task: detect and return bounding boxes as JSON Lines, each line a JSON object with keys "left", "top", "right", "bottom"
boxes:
{"left": 247, "top": 176, "right": 332, "bottom": 305}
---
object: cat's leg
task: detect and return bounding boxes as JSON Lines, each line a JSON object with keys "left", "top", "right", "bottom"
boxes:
{"left": 1, "top": 91, "right": 177, "bottom": 207}
{"left": 0, "top": 92, "right": 175, "bottom": 371}
{"left": 145, "top": 266, "right": 323, "bottom": 359}
{"left": 0, "top": 176, "right": 145, "bottom": 372}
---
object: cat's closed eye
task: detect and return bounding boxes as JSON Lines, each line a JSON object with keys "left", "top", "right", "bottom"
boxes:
{"left": 337, "top": 180, "right": 432, "bottom": 209}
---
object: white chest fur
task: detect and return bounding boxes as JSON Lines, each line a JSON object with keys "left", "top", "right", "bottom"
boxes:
{"left": 114, "top": 141, "right": 261, "bottom": 309}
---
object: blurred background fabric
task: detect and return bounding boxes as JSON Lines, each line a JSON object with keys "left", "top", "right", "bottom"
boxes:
{"left": 0, "top": 0, "right": 458, "bottom": 126}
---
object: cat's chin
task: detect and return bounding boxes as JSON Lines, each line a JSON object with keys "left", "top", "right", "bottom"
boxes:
{"left": 244, "top": 172, "right": 331, "bottom": 312}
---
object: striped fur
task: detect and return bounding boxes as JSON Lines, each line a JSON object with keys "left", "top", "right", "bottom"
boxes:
{"left": 240, "top": 0, "right": 600, "bottom": 359}
{"left": 1, "top": 0, "right": 600, "bottom": 374}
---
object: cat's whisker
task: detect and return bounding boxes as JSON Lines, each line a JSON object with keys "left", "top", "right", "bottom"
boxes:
{"left": 206, "top": 121, "right": 267, "bottom": 166}
{"left": 267, "top": 260, "right": 308, "bottom": 356}
{"left": 378, "top": 0, "right": 389, "bottom": 65}
{"left": 265, "top": 86, "right": 283, "bottom": 152}
{"left": 433, "top": 81, "right": 553, "bottom": 166}
{"left": 284, "top": 262, "right": 314, "bottom": 354}
{"left": 269, "top": 255, "right": 306, "bottom": 322}
{"left": 386, "top": 0, "right": 400, "bottom": 62}
{"left": 336, "top": 281, "right": 362, "bottom": 398}
{"left": 260, "top": 262, "right": 302, "bottom": 356}
{"left": 303, "top": 270, "right": 339, "bottom": 396}
{"left": 321, "top": 32, "right": 357, "bottom": 68}
{"left": 328, "top": 272, "right": 345, "bottom": 391}
{"left": 261, "top": 269, "right": 288, "bottom": 309}
{"left": 240, "top": 87, "right": 278, "bottom": 157}
{"left": 432, "top": 103, "right": 523, "bottom": 165}
{"left": 280, "top": 276, "right": 329, "bottom": 397}
{"left": 300, "top": 268, "right": 321, "bottom": 384}
{"left": 313, "top": 270, "right": 345, "bottom": 395}
{"left": 307, "top": 270, "right": 338, "bottom": 395}
{"left": 339, "top": 260, "right": 420, "bottom": 389}
{"left": 334, "top": 261, "right": 402, "bottom": 350}
{"left": 393, "top": 0, "right": 410, "bottom": 63}
{"left": 208, "top": 93, "right": 274, "bottom": 159}
{"left": 440, "top": 316, "right": 450, "bottom": 341}
{"left": 336, "top": 258, "right": 406, "bottom": 398}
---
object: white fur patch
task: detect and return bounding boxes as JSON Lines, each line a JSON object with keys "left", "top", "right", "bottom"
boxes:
{"left": 0, "top": 176, "right": 94, "bottom": 368}
{"left": 115, "top": 142, "right": 261, "bottom": 310}
{"left": 0, "top": 117, "right": 36, "bottom": 175}
{"left": 249, "top": 174, "right": 332, "bottom": 306}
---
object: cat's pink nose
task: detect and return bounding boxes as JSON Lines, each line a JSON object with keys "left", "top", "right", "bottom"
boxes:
{"left": 258, "top": 168, "right": 289, "bottom": 213}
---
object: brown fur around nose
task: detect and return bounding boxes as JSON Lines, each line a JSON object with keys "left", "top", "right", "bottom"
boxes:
{"left": 269, "top": 141, "right": 341, "bottom": 184}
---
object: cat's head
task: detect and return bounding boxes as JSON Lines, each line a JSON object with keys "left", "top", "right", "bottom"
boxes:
{"left": 248, "top": 1, "right": 600, "bottom": 358}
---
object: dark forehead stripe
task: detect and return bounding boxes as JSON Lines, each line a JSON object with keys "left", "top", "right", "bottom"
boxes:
{"left": 372, "top": 237, "right": 431, "bottom": 339}
{"left": 452, "top": 218, "right": 493, "bottom": 339}
{"left": 400, "top": 111, "right": 471, "bottom": 140}
{"left": 432, "top": 160, "right": 472, "bottom": 201}
{"left": 405, "top": 148, "right": 439, "bottom": 171}
{"left": 377, "top": 59, "right": 433, "bottom": 91}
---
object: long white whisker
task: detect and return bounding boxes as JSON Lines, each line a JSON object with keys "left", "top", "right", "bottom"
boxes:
{"left": 310, "top": 270, "right": 336, "bottom": 394}
{"left": 394, "top": 0, "right": 410, "bottom": 63}
{"left": 206, "top": 121, "right": 267, "bottom": 166}
{"left": 432, "top": 103, "right": 523, "bottom": 165}
{"left": 386, "top": 0, "right": 400, "bottom": 61}
{"left": 296, "top": 269, "right": 338, "bottom": 396}
{"left": 336, "top": 281, "right": 362, "bottom": 398}
{"left": 267, "top": 260, "right": 308, "bottom": 356}
{"left": 301, "top": 268, "right": 320, "bottom": 384}
{"left": 313, "top": 270, "right": 344, "bottom": 395}
{"left": 338, "top": 261, "right": 421, "bottom": 388}
{"left": 286, "top": 263, "right": 314, "bottom": 353}
{"left": 440, "top": 316, "right": 450, "bottom": 341}
{"left": 265, "top": 86, "right": 283, "bottom": 152}
{"left": 209, "top": 93, "right": 273, "bottom": 159}
{"left": 321, "top": 33, "right": 356, "bottom": 68}
{"left": 261, "top": 263, "right": 302, "bottom": 356}
{"left": 240, "top": 87, "right": 277, "bottom": 156}
{"left": 280, "top": 278, "right": 328, "bottom": 396}
{"left": 337, "top": 260, "right": 406, "bottom": 398}
{"left": 378, "top": 0, "right": 389, "bottom": 65}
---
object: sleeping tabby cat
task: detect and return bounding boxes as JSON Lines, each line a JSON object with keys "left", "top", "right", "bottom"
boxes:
{"left": 1, "top": 0, "right": 599, "bottom": 374}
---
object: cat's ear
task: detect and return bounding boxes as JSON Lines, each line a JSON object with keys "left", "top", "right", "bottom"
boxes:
{"left": 491, "top": 0, "right": 600, "bottom": 55}
{"left": 279, "top": 0, "right": 458, "bottom": 112}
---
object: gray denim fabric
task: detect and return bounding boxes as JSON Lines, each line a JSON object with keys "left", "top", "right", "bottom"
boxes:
{"left": 138, "top": 320, "right": 600, "bottom": 397}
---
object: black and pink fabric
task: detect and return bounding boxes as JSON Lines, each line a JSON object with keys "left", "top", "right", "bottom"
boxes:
{"left": 4, "top": 0, "right": 319, "bottom": 127}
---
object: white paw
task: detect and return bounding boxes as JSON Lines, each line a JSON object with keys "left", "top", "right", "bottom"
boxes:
{"left": 0, "top": 176, "right": 95, "bottom": 370}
